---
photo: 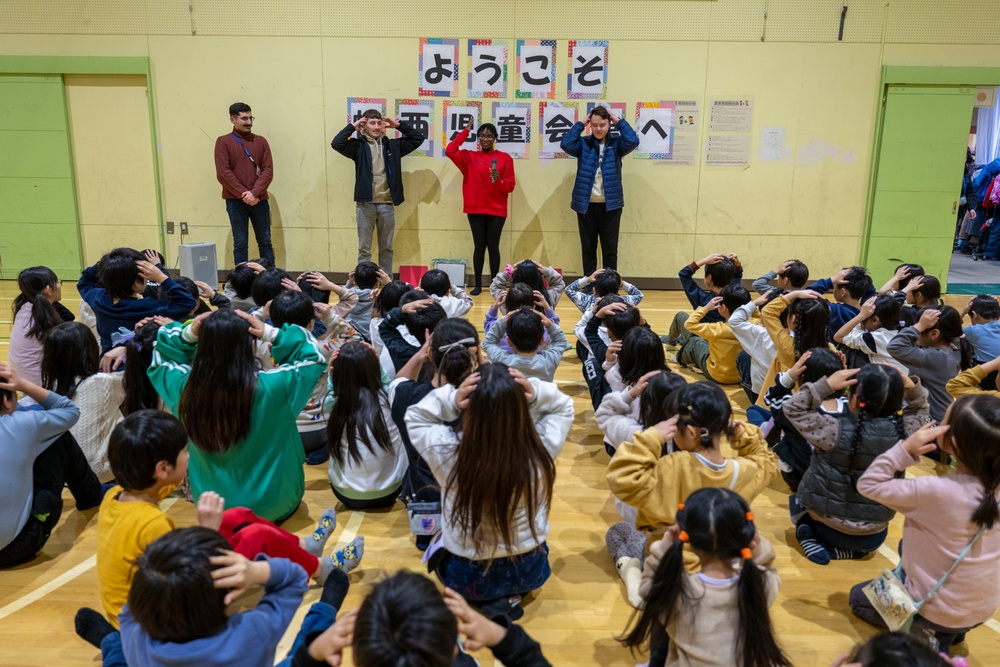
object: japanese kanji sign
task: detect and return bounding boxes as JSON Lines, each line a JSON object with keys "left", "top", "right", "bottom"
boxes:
{"left": 634, "top": 101, "right": 675, "bottom": 159}
{"left": 442, "top": 100, "right": 483, "bottom": 156}
{"left": 516, "top": 40, "right": 557, "bottom": 99}
{"left": 567, "top": 40, "right": 608, "bottom": 99}
{"left": 538, "top": 101, "right": 578, "bottom": 159}
{"left": 586, "top": 102, "right": 627, "bottom": 139}
{"left": 468, "top": 39, "right": 508, "bottom": 98}
{"left": 395, "top": 99, "right": 435, "bottom": 157}
{"left": 419, "top": 38, "right": 459, "bottom": 97}
{"left": 491, "top": 102, "right": 531, "bottom": 159}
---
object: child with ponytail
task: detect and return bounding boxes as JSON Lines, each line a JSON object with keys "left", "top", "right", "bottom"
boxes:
{"left": 888, "top": 306, "right": 974, "bottom": 424}
{"left": 620, "top": 487, "right": 791, "bottom": 667}
{"left": 782, "top": 362, "right": 929, "bottom": 564}
{"left": 121, "top": 318, "right": 167, "bottom": 415}
{"left": 850, "top": 395, "right": 1000, "bottom": 654}
{"left": 755, "top": 289, "right": 831, "bottom": 408}
{"left": 10, "top": 266, "right": 74, "bottom": 386}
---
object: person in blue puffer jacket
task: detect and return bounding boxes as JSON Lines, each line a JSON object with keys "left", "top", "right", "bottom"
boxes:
{"left": 561, "top": 106, "right": 640, "bottom": 276}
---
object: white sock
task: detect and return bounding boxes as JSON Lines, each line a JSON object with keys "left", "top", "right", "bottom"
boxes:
{"left": 616, "top": 556, "right": 644, "bottom": 608}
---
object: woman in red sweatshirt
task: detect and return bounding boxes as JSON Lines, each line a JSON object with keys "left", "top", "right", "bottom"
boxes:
{"left": 446, "top": 118, "right": 516, "bottom": 295}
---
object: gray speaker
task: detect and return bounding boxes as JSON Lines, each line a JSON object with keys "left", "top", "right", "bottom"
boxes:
{"left": 178, "top": 243, "right": 218, "bottom": 286}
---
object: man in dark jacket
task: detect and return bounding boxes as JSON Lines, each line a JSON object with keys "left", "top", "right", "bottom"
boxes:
{"left": 560, "top": 106, "right": 640, "bottom": 276}
{"left": 331, "top": 110, "right": 424, "bottom": 274}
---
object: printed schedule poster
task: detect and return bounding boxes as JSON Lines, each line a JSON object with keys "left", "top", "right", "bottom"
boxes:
{"left": 705, "top": 134, "right": 751, "bottom": 167}
{"left": 708, "top": 99, "right": 753, "bottom": 133}
{"left": 664, "top": 99, "right": 700, "bottom": 166}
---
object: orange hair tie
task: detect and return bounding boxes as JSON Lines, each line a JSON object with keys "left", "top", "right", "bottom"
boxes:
{"left": 677, "top": 503, "right": 685, "bottom": 511}
{"left": 745, "top": 511, "right": 755, "bottom": 522}
{"left": 678, "top": 531, "right": 690, "bottom": 543}
{"left": 741, "top": 548, "right": 753, "bottom": 560}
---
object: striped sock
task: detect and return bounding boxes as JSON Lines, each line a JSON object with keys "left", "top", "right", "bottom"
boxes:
{"left": 831, "top": 547, "right": 866, "bottom": 561}
{"left": 796, "top": 523, "right": 831, "bottom": 565}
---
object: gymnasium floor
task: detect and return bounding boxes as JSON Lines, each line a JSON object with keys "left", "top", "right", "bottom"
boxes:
{"left": 0, "top": 282, "right": 998, "bottom": 667}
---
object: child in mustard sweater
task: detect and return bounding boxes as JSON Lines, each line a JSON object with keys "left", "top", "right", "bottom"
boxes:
{"left": 674, "top": 285, "right": 752, "bottom": 384}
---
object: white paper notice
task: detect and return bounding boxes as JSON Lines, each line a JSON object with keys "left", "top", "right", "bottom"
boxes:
{"left": 664, "top": 99, "right": 699, "bottom": 166}
{"left": 708, "top": 99, "right": 753, "bottom": 133}
{"left": 705, "top": 135, "right": 751, "bottom": 167}
{"left": 519, "top": 45, "right": 555, "bottom": 94}
{"left": 636, "top": 107, "right": 673, "bottom": 155}
{"left": 760, "top": 127, "right": 786, "bottom": 161}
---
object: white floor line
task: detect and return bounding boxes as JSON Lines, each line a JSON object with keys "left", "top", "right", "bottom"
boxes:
{"left": 0, "top": 497, "right": 179, "bottom": 620}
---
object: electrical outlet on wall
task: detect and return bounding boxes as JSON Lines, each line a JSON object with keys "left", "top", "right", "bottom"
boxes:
{"left": 180, "top": 222, "right": 189, "bottom": 234}
{"left": 166, "top": 221, "right": 175, "bottom": 234}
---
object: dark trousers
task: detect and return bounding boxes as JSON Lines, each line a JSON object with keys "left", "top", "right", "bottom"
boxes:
{"left": 468, "top": 214, "right": 505, "bottom": 288}
{"left": 736, "top": 351, "right": 758, "bottom": 403}
{"left": 331, "top": 484, "right": 401, "bottom": 511}
{"left": 577, "top": 203, "right": 622, "bottom": 276}
{"left": 0, "top": 432, "right": 102, "bottom": 567}
{"left": 226, "top": 198, "right": 274, "bottom": 265}
{"left": 436, "top": 543, "right": 550, "bottom": 602}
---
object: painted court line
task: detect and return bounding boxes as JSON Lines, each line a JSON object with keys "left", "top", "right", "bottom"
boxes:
{"left": 0, "top": 497, "right": 178, "bottom": 620}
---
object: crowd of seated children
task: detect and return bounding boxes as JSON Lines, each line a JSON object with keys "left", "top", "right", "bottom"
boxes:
{"left": 490, "top": 259, "right": 566, "bottom": 311}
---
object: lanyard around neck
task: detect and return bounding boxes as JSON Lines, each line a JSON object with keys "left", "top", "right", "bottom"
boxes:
{"left": 232, "top": 133, "right": 256, "bottom": 164}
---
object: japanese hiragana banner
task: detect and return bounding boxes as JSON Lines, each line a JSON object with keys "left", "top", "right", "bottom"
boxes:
{"left": 442, "top": 100, "right": 483, "bottom": 156}
{"left": 516, "top": 40, "right": 557, "bottom": 99}
{"left": 538, "top": 101, "right": 578, "bottom": 159}
{"left": 419, "top": 38, "right": 459, "bottom": 97}
{"left": 468, "top": 39, "right": 508, "bottom": 98}
{"left": 634, "top": 101, "right": 675, "bottom": 159}
{"left": 586, "top": 102, "right": 627, "bottom": 139}
{"left": 394, "top": 99, "right": 435, "bottom": 157}
{"left": 491, "top": 102, "right": 531, "bottom": 159}
{"left": 567, "top": 40, "right": 608, "bottom": 99}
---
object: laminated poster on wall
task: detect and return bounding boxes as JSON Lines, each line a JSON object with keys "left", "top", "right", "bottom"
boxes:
{"left": 516, "top": 40, "right": 557, "bottom": 99}
{"left": 633, "top": 101, "right": 675, "bottom": 159}
{"left": 347, "top": 98, "right": 387, "bottom": 139}
{"left": 566, "top": 40, "right": 608, "bottom": 100}
{"left": 395, "top": 99, "right": 435, "bottom": 156}
{"left": 441, "top": 100, "right": 483, "bottom": 156}
{"left": 468, "top": 39, "right": 508, "bottom": 98}
{"left": 586, "top": 101, "right": 627, "bottom": 140}
{"left": 491, "top": 101, "right": 531, "bottom": 159}
{"left": 705, "top": 98, "right": 753, "bottom": 167}
{"left": 660, "top": 99, "right": 699, "bottom": 166}
{"left": 538, "top": 101, "right": 578, "bottom": 159}
{"left": 419, "top": 38, "right": 460, "bottom": 98}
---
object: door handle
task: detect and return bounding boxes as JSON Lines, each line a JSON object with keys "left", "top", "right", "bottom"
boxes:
{"left": 953, "top": 201, "right": 958, "bottom": 214}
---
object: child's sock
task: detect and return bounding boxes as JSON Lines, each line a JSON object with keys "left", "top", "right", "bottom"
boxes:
{"left": 320, "top": 535, "right": 365, "bottom": 579}
{"left": 75, "top": 607, "right": 115, "bottom": 649}
{"left": 305, "top": 508, "right": 337, "bottom": 557}
{"left": 796, "top": 523, "right": 831, "bottom": 565}
{"left": 319, "top": 568, "right": 350, "bottom": 608}
{"left": 616, "top": 556, "right": 644, "bottom": 608}
{"left": 830, "top": 548, "right": 866, "bottom": 561}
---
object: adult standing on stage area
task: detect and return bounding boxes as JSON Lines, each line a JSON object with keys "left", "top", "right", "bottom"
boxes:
{"left": 561, "top": 106, "right": 639, "bottom": 276}
{"left": 331, "top": 110, "right": 425, "bottom": 275}
{"left": 214, "top": 102, "right": 274, "bottom": 265}
{"left": 446, "top": 118, "right": 516, "bottom": 295}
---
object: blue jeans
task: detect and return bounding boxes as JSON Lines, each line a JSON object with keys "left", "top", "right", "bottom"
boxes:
{"left": 745, "top": 405, "right": 770, "bottom": 428}
{"left": 437, "top": 543, "right": 550, "bottom": 602}
{"left": 736, "top": 350, "right": 757, "bottom": 403}
{"left": 226, "top": 198, "right": 274, "bottom": 265}
{"left": 100, "top": 602, "right": 338, "bottom": 667}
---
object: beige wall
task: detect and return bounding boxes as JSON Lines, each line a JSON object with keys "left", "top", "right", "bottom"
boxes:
{"left": 2, "top": 1, "right": 1000, "bottom": 278}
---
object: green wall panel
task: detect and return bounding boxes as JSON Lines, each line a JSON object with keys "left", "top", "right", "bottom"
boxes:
{"left": 0, "top": 130, "right": 75, "bottom": 178}
{"left": 0, "top": 222, "right": 81, "bottom": 278}
{"left": 0, "top": 79, "right": 66, "bottom": 130}
{"left": 0, "top": 177, "right": 78, "bottom": 223}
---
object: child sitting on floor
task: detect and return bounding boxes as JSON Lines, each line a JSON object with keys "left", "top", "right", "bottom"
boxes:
{"left": 420, "top": 269, "right": 474, "bottom": 318}
{"left": 483, "top": 307, "right": 569, "bottom": 382}
{"left": 673, "top": 284, "right": 752, "bottom": 385}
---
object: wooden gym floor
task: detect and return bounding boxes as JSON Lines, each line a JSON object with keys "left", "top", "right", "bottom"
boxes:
{"left": 0, "top": 282, "right": 998, "bottom": 667}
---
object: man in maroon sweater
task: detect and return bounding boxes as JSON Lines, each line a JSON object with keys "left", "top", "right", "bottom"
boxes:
{"left": 214, "top": 102, "right": 275, "bottom": 265}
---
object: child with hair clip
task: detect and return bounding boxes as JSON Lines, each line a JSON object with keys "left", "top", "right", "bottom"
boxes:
{"left": 782, "top": 362, "right": 929, "bottom": 564}
{"left": 485, "top": 283, "right": 561, "bottom": 353}
{"left": 764, "top": 347, "right": 846, "bottom": 491}
{"left": 391, "top": 320, "right": 482, "bottom": 551}
{"left": 754, "top": 289, "right": 831, "bottom": 408}
{"left": 888, "top": 306, "right": 974, "bottom": 425}
{"left": 606, "top": 382, "right": 779, "bottom": 561}
{"left": 324, "top": 340, "right": 407, "bottom": 510}
{"left": 850, "top": 396, "right": 1000, "bottom": 655}
{"left": 621, "top": 487, "right": 790, "bottom": 667}
{"left": 41, "top": 322, "right": 125, "bottom": 482}
{"left": 406, "top": 362, "right": 574, "bottom": 619}
{"left": 834, "top": 295, "right": 906, "bottom": 372}
{"left": 370, "top": 279, "right": 415, "bottom": 377}
{"left": 148, "top": 308, "right": 326, "bottom": 522}
{"left": 10, "top": 266, "right": 75, "bottom": 387}
{"left": 490, "top": 259, "right": 566, "bottom": 310}
{"left": 483, "top": 307, "right": 569, "bottom": 382}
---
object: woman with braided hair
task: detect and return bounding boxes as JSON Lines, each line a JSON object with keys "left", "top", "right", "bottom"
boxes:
{"left": 782, "top": 363, "right": 929, "bottom": 565}
{"left": 620, "top": 487, "right": 790, "bottom": 667}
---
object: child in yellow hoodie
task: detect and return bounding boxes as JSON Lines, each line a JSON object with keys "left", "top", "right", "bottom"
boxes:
{"left": 606, "top": 382, "right": 778, "bottom": 540}
{"left": 676, "top": 285, "right": 752, "bottom": 384}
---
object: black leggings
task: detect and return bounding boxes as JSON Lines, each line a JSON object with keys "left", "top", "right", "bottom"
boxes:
{"left": 468, "top": 214, "right": 505, "bottom": 287}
